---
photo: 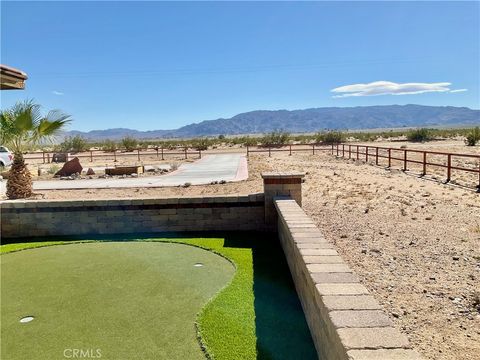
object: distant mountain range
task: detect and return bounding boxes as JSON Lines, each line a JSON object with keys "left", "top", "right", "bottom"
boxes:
{"left": 67, "top": 104, "right": 480, "bottom": 140}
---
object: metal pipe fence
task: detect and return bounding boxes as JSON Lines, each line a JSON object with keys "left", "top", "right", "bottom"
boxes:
{"left": 247, "top": 143, "right": 480, "bottom": 191}
{"left": 23, "top": 147, "right": 202, "bottom": 164}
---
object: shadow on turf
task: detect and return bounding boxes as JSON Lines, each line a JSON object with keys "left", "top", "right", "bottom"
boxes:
{"left": 223, "top": 233, "right": 317, "bottom": 360}
{"left": 3, "top": 231, "right": 317, "bottom": 359}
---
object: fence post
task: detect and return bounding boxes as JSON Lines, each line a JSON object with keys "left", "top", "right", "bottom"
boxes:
{"left": 375, "top": 147, "right": 379, "bottom": 165}
{"left": 47, "top": 153, "right": 50, "bottom": 163}
{"left": 331, "top": 144, "right": 334, "bottom": 155}
{"left": 336, "top": 143, "right": 339, "bottom": 156}
{"left": 348, "top": 145, "right": 351, "bottom": 159}
{"left": 289, "top": 144, "right": 292, "bottom": 156}
{"left": 114, "top": 150, "right": 117, "bottom": 162}
{"left": 185, "top": 147, "right": 188, "bottom": 159}
{"left": 388, "top": 149, "right": 391, "bottom": 168}
{"left": 161, "top": 147, "right": 164, "bottom": 160}
{"left": 268, "top": 147, "right": 271, "bottom": 157}
{"left": 356, "top": 146, "right": 359, "bottom": 160}
{"left": 365, "top": 146, "right": 369, "bottom": 163}
{"left": 90, "top": 151, "right": 93, "bottom": 162}
{"left": 42, "top": 151, "right": 45, "bottom": 164}
{"left": 137, "top": 149, "right": 141, "bottom": 161}
{"left": 446, "top": 154, "right": 451, "bottom": 182}
{"left": 403, "top": 150, "right": 407, "bottom": 171}
{"left": 156, "top": 147, "right": 159, "bottom": 158}
{"left": 199, "top": 150, "right": 202, "bottom": 159}
{"left": 313, "top": 144, "right": 315, "bottom": 155}
{"left": 342, "top": 144, "right": 345, "bottom": 157}
{"left": 477, "top": 163, "right": 480, "bottom": 192}
{"left": 246, "top": 145, "right": 249, "bottom": 158}
{"left": 422, "top": 152, "right": 427, "bottom": 176}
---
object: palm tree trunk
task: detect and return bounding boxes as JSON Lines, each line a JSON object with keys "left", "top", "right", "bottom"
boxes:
{"left": 6, "top": 152, "right": 33, "bottom": 199}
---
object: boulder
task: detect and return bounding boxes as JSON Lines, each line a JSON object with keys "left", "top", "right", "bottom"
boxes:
{"left": 55, "top": 157, "right": 83, "bottom": 177}
{"left": 52, "top": 153, "right": 69, "bottom": 163}
{"left": 86, "top": 168, "right": 95, "bottom": 175}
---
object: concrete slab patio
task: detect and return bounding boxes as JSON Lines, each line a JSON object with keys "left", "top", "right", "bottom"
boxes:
{"left": 0, "top": 154, "right": 247, "bottom": 194}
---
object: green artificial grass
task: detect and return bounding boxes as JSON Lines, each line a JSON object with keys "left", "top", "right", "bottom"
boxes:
{"left": 1, "top": 234, "right": 316, "bottom": 360}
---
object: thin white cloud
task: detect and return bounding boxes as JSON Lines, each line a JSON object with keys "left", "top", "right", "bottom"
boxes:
{"left": 331, "top": 81, "right": 453, "bottom": 98}
{"left": 52, "top": 90, "right": 64, "bottom": 96}
{"left": 449, "top": 88, "right": 468, "bottom": 93}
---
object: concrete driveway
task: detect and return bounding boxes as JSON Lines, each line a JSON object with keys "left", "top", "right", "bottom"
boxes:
{"left": 23, "top": 154, "right": 248, "bottom": 191}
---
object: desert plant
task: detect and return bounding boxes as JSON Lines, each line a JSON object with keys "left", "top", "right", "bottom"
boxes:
{"left": 57, "top": 135, "right": 88, "bottom": 153}
{"left": 0, "top": 100, "right": 71, "bottom": 199}
{"left": 316, "top": 131, "right": 345, "bottom": 144}
{"left": 47, "top": 164, "right": 60, "bottom": 175}
{"left": 260, "top": 131, "right": 290, "bottom": 147}
{"left": 190, "top": 138, "right": 211, "bottom": 151}
{"left": 102, "top": 139, "right": 118, "bottom": 152}
{"left": 407, "top": 128, "right": 432, "bottom": 142}
{"left": 170, "top": 162, "right": 180, "bottom": 171}
{"left": 121, "top": 136, "right": 137, "bottom": 151}
{"left": 465, "top": 127, "right": 480, "bottom": 146}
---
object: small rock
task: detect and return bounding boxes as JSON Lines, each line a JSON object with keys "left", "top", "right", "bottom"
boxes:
{"left": 130, "top": 173, "right": 138, "bottom": 178}
{"left": 453, "top": 256, "right": 460, "bottom": 261}
{"left": 86, "top": 168, "right": 95, "bottom": 175}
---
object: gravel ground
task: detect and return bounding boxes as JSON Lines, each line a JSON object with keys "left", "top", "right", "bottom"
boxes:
{"left": 14, "top": 143, "right": 480, "bottom": 359}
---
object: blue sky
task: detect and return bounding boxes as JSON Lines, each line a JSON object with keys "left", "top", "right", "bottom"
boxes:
{"left": 1, "top": 1, "right": 479, "bottom": 131}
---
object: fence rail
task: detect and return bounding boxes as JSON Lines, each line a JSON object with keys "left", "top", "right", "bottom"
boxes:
{"left": 248, "top": 143, "right": 480, "bottom": 191}
{"left": 334, "top": 143, "right": 480, "bottom": 190}
{"left": 23, "top": 147, "right": 202, "bottom": 164}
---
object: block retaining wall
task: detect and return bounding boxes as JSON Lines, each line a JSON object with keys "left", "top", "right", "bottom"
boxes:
{"left": 0, "top": 194, "right": 265, "bottom": 238}
{"left": 275, "top": 198, "right": 422, "bottom": 360}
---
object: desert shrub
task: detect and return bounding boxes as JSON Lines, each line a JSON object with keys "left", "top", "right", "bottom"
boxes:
{"left": 47, "top": 164, "right": 60, "bottom": 175}
{"left": 315, "top": 131, "right": 345, "bottom": 144}
{"left": 121, "top": 136, "right": 138, "bottom": 151}
{"left": 260, "top": 131, "right": 290, "bottom": 147}
{"left": 218, "top": 134, "right": 225, "bottom": 140}
{"left": 102, "top": 139, "right": 118, "bottom": 152}
{"left": 465, "top": 127, "right": 480, "bottom": 146}
{"left": 407, "top": 128, "right": 432, "bottom": 142}
{"left": 190, "top": 138, "right": 211, "bottom": 151}
{"left": 57, "top": 135, "right": 88, "bottom": 153}
{"left": 170, "top": 162, "right": 179, "bottom": 171}
{"left": 241, "top": 136, "right": 258, "bottom": 147}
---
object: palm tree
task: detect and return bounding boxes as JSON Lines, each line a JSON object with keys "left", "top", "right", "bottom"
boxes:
{"left": 0, "top": 100, "right": 71, "bottom": 199}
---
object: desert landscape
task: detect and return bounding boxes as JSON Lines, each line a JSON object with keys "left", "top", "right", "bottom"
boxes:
{"left": 26, "top": 140, "right": 480, "bottom": 360}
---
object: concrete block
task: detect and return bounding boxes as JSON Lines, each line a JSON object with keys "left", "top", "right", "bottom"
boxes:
{"left": 329, "top": 310, "right": 392, "bottom": 328}
{"left": 338, "top": 327, "right": 411, "bottom": 350}
{"left": 322, "top": 295, "right": 382, "bottom": 311}
{"left": 316, "top": 283, "right": 369, "bottom": 296}
{"left": 347, "top": 349, "right": 422, "bottom": 360}
{"left": 300, "top": 249, "right": 338, "bottom": 256}
{"left": 308, "top": 263, "right": 352, "bottom": 273}
{"left": 303, "top": 255, "right": 344, "bottom": 264}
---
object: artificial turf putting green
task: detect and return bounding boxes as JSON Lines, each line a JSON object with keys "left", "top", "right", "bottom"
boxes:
{"left": 1, "top": 234, "right": 317, "bottom": 360}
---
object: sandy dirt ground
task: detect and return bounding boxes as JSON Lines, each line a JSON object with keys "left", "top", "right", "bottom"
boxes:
{"left": 7, "top": 141, "right": 480, "bottom": 359}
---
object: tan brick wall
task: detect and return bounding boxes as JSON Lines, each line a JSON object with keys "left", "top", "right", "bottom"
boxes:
{"left": 275, "top": 199, "right": 422, "bottom": 360}
{"left": 0, "top": 194, "right": 265, "bottom": 239}
{"left": 262, "top": 172, "right": 304, "bottom": 229}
